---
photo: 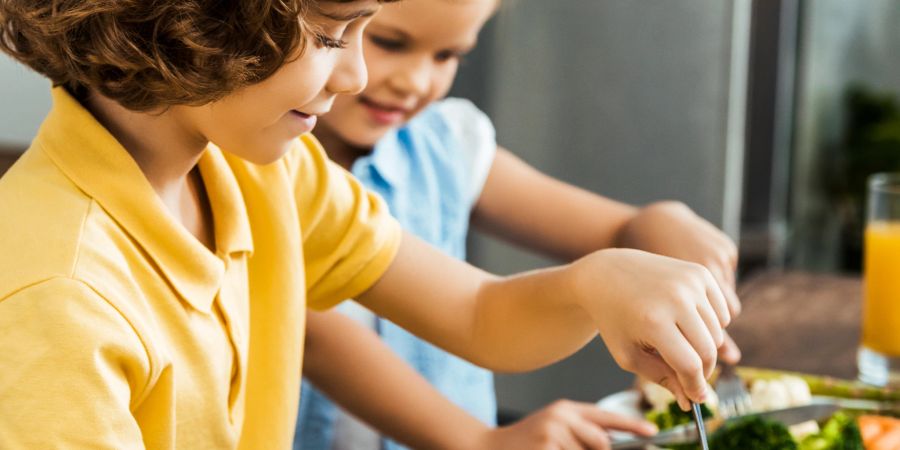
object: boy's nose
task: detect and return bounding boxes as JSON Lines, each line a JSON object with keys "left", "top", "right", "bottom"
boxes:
{"left": 329, "top": 45, "right": 368, "bottom": 96}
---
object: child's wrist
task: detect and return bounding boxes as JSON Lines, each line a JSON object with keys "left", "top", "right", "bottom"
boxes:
{"left": 568, "top": 250, "right": 619, "bottom": 320}
{"left": 450, "top": 422, "right": 494, "bottom": 450}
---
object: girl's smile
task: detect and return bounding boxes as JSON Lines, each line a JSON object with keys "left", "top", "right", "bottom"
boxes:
{"left": 359, "top": 95, "right": 413, "bottom": 126}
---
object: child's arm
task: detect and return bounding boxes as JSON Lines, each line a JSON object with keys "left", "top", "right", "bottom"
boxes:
{"left": 304, "top": 309, "right": 657, "bottom": 449}
{"left": 471, "top": 148, "right": 740, "bottom": 315}
{"left": 357, "top": 231, "right": 730, "bottom": 409}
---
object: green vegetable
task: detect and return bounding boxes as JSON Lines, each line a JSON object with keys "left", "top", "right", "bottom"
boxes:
{"left": 646, "top": 402, "right": 713, "bottom": 430}
{"left": 708, "top": 416, "right": 798, "bottom": 450}
{"left": 645, "top": 402, "right": 714, "bottom": 450}
{"left": 736, "top": 367, "right": 900, "bottom": 402}
{"left": 798, "top": 412, "right": 864, "bottom": 450}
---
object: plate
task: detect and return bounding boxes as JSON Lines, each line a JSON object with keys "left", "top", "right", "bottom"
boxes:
{"left": 596, "top": 389, "right": 644, "bottom": 419}
{"left": 596, "top": 390, "right": 663, "bottom": 447}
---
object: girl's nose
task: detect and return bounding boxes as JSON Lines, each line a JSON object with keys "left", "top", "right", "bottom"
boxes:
{"left": 390, "top": 56, "right": 431, "bottom": 98}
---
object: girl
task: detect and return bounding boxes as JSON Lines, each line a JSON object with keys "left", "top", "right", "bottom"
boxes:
{"left": 298, "top": 0, "right": 740, "bottom": 448}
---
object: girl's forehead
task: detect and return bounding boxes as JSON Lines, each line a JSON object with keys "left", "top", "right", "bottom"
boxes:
{"left": 372, "top": 0, "right": 497, "bottom": 33}
{"left": 311, "top": 0, "right": 381, "bottom": 18}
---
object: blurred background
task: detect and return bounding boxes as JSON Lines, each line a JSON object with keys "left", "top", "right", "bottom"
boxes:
{"left": 1, "top": 0, "right": 899, "bottom": 418}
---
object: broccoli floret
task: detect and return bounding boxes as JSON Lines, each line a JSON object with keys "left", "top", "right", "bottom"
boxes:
{"left": 643, "top": 402, "right": 714, "bottom": 450}
{"left": 798, "top": 413, "right": 864, "bottom": 450}
{"left": 709, "top": 416, "right": 798, "bottom": 450}
{"left": 646, "top": 401, "right": 714, "bottom": 430}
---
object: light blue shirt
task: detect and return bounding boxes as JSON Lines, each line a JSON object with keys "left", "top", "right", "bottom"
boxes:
{"left": 295, "top": 98, "right": 498, "bottom": 450}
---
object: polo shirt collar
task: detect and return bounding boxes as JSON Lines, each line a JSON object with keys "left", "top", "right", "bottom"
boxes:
{"left": 35, "top": 88, "right": 253, "bottom": 313}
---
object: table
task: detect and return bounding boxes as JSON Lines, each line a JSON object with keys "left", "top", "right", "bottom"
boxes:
{"left": 729, "top": 271, "right": 862, "bottom": 379}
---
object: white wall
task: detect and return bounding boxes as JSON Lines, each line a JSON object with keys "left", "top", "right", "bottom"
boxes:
{"left": 0, "top": 54, "right": 51, "bottom": 151}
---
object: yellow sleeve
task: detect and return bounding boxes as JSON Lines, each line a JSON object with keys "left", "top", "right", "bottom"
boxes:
{"left": 0, "top": 278, "right": 152, "bottom": 449}
{"left": 287, "top": 134, "right": 402, "bottom": 310}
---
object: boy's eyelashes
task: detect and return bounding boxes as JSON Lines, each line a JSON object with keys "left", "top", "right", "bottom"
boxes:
{"left": 316, "top": 33, "right": 348, "bottom": 49}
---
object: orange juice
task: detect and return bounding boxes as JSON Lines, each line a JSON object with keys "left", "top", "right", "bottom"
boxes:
{"left": 862, "top": 222, "right": 900, "bottom": 355}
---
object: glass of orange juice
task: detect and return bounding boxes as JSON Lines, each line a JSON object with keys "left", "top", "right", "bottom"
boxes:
{"left": 859, "top": 173, "right": 900, "bottom": 386}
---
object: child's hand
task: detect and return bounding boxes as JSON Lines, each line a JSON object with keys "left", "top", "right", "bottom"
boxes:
{"left": 476, "top": 400, "right": 656, "bottom": 450}
{"left": 573, "top": 248, "right": 731, "bottom": 410}
{"left": 617, "top": 201, "right": 740, "bottom": 317}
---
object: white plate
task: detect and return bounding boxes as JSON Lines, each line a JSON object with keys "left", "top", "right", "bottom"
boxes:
{"left": 596, "top": 389, "right": 644, "bottom": 419}
{"left": 596, "top": 390, "right": 664, "bottom": 447}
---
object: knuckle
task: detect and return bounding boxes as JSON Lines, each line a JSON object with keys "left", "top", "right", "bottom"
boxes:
{"left": 725, "top": 240, "right": 738, "bottom": 256}
{"left": 537, "top": 433, "right": 554, "bottom": 448}
{"left": 676, "top": 291, "right": 699, "bottom": 310}
{"left": 537, "top": 423, "right": 555, "bottom": 441}
{"left": 549, "top": 399, "right": 570, "bottom": 412}
{"left": 547, "top": 402, "right": 568, "bottom": 420}
{"left": 719, "top": 248, "right": 734, "bottom": 264}
{"left": 655, "top": 374, "right": 674, "bottom": 390}
{"left": 720, "top": 310, "right": 732, "bottom": 327}
{"left": 712, "top": 329, "right": 725, "bottom": 347}
{"left": 615, "top": 352, "right": 636, "bottom": 372}
{"left": 676, "top": 357, "right": 703, "bottom": 377}
{"left": 645, "top": 311, "right": 667, "bottom": 328}
{"left": 699, "top": 345, "right": 717, "bottom": 366}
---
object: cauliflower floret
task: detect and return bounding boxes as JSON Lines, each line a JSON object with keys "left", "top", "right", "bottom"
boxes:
{"left": 750, "top": 375, "right": 812, "bottom": 412}
{"left": 751, "top": 379, "right": 792, "bottom": 411}
{"left": 641, "top": 381, "right": 718, "bottom": 414}
{"left": 642, "top": 382, "right": 676, "bottom": 413}
{"left": 782, "top": 375, "right": 812, "bottom": 406}
{"left": 789, "top": 420, "right": 821, "bottom": 440}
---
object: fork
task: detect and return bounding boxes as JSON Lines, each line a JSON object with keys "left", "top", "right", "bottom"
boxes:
{"left": 715, "top": 364, "right": 753, "bottom": 418}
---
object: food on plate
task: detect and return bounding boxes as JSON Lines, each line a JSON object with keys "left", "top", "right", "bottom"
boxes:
{"left": 737, "top": 368, "right": 900, "bottom": 402}
{"left": 752, "top": 376, "right": 814, "bottom": 411}
{"left": 858, "top": 415, "right": 900, "bottom": 450}
{"left": 640, "top": 380, "right": 719, "bottom": 414}
{"left": 651, "top": 412, "right": 865, "bottom": 450}
{"left": 797, "top": 412, "right": 863, "bottom": 450}
{"left": 646, "top": 401, "right": 714, "bottom": 431}
{"left": 635, "top": 371, "right": 873, "bottom": 449}
{"left": 709, "top": 416, "right": 797, "bottom": 450}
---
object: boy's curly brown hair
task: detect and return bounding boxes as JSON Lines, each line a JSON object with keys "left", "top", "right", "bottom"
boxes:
{"left": 0, "top": 0, "right": 324, "bottom": 111}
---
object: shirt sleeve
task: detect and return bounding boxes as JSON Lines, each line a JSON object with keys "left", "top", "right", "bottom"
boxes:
{"left": 0, "top": 278, "right": 151, "bottom": 449}
{"left": 433, "top": 98, "right": 498, "bottom": 206}
{"left": 286, "top": 134, "right": 402, "bottom": 311}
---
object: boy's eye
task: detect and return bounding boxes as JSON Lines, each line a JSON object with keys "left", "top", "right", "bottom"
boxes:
{"left": 316, "top": 33, "right": 348, "bottom": 49}
{"left": 369, "top": 35, "right": 406, "bottom": 52}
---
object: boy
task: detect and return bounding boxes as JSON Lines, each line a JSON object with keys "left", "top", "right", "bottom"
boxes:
{"left": 0, "top": 0, "right": 731, "bottom": 448}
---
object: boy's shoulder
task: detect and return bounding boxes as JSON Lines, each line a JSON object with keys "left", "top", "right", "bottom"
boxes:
{"left": 0, "top": 146, "right": 145, "bottom": 309}
{"left": 0, "top": 144, "right": 165, "bottom": 365}
{"left": 0, "top": 147, "right": 95, "bottom": 294}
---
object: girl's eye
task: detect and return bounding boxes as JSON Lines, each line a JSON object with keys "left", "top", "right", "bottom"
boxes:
{"left": 435, "top": 50, "right": 463, "bottom": 63}
{"left": 316, "top": 33, "right": 347, "bottom": 49}
{"left": 369, "top": 35, "right": 406, "bottom": 52}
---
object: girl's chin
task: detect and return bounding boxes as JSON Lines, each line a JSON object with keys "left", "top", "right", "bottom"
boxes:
{"left": 339, "top": 127, "right": 391, "bottom": 149}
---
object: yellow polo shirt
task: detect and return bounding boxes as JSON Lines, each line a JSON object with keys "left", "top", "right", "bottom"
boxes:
{"left": 0, "top": 88, "right": 401, "bottom": 449}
